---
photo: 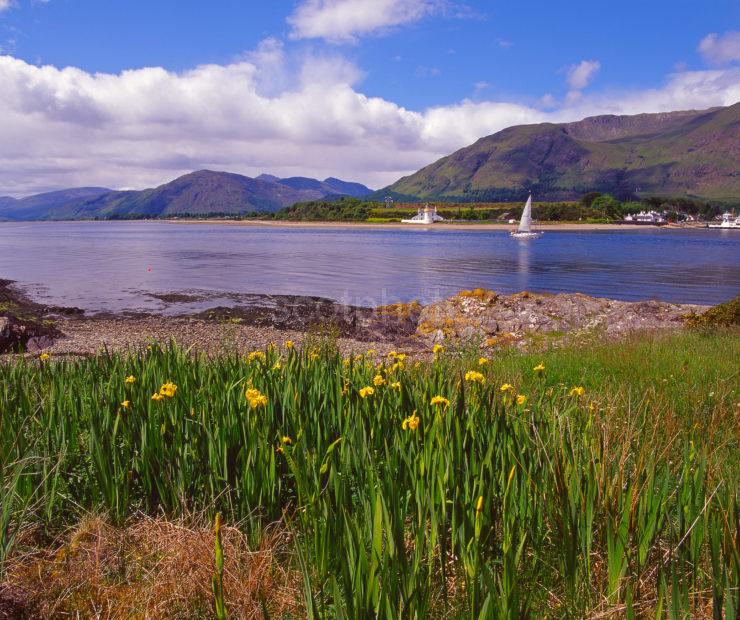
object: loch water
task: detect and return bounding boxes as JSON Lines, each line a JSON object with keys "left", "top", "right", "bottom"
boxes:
{"left": 0, "top": 221, "right": 738, "bottom": 313}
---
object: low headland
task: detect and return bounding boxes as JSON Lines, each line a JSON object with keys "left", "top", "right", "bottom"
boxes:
{"left": 1, "top": 279, "right": 738, "bottom": 618}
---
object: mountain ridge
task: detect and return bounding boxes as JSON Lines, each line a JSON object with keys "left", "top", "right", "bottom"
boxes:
{"left": 382, "top": 104, "right": 740, "bottom": 202}
{"left": 0, "top": 171, "right": 373, "bottom": 221}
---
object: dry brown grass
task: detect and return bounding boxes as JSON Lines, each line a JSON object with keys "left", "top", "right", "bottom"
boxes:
{"left": 1, "top": 513, "right": 302, "bottom": 619}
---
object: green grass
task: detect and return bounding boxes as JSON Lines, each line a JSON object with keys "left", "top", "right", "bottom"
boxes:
{"left": 1, "top": 331, "right": 738, "bottom": 617}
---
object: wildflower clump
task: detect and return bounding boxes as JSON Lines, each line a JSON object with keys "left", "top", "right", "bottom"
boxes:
{"left": 245, "top": 388, "right": 268, "bottom": 409}
{"left": 500, "top": 383, "right": 515, "bottom": 393}
{"left": 533, "top": 362, "right": 545, "bottom": 374}
{"left": 569, "top": 386, "right": 585, "bottom": 397}
{"left": 478, "top": 357, "right": 489, "bottom": 366}
{"left": 516, "top": 394, "right": 527, "bottom": 406}
{"left": 359, "top": 386, "right": 375, "bottom": 398}
{"left": 373, "top": 374, "right": 386, "bottom": 387}
{"left": 39, "top": 352, "right": 50, "bottom": 361}
{"left": 433, "top": 344, "right": 444, "bottom": 355}
{"left": 125, "top": 375, "right": 136, "bottom": 384}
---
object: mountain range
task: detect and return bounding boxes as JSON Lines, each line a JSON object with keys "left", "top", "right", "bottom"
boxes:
{"left": 2, "top": 104, "right": 737, "bottom": 221}
{"left": 382, "top": 103, "right": 740, "bottom": 202}
{"left": 0, "top": 171, "right": 373, "bottom": 221}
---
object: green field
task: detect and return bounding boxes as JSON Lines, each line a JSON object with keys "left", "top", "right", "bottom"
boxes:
{"left": 1, "top": 331, "right": 738, "bottom": 617}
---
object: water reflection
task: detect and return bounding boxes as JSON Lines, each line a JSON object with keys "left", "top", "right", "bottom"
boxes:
{"left": 516, "top": 239, "right": 531, "bottom": 291}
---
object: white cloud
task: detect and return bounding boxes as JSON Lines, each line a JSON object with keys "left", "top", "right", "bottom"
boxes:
{"left": 538, "top": 93, "right": 555, "bottom": 108}
{"left": 698, "top": 31, "right": 740, "bottom": 66}
{"left": 0, "top": 49, "right": 738, "bottom": 197}
{"left": 287, "top": 0, "right": 442, "bottom": 43}
{"left": 566, "top": 59, "right": 601, "bottom": 90}
{"left": 0, "top": 0, "right": 14, "bottom": 12}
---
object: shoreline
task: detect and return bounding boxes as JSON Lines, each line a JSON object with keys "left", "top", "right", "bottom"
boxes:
{"left": 165, "top": 219, "right": 685, "bottom": 232}
{"left": 2, "top": 277, "right": 717, "bottom": 357}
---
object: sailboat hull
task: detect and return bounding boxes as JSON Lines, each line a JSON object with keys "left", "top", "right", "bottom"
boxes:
{"left": 510, "top": 231, "right": 542, "bottom": 238}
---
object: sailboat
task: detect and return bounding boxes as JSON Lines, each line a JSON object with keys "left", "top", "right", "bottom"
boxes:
{"left": 510, "top": 194, "right": 542, "bottom": 238}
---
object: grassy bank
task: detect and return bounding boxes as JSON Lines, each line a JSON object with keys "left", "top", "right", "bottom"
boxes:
{"left": 1, "top": 331, "right": 738, "bottom": 617}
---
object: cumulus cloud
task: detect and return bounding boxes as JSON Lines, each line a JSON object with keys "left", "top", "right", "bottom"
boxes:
{"left": 566, "top": 59, "right": 601, "bottom": 90}
{"left": 0, "top": 0, "right": 13, "bottom": 12}
{"left": 287, "top": 0, "right": 443, "bottom": 43}
{"left": 698, "top": 31, "right": 740, "bottom": 66}
{"left": 0, "top": 49, "right": 738, "bottom": 197}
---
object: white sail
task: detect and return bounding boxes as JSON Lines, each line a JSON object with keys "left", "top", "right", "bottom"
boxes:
{"left": 518, "top": 195, "right": 532, "bottom": 232}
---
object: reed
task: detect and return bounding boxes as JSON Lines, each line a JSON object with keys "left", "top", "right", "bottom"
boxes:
{"left": 0, "top": 330, "right": 737, "bottom": 617}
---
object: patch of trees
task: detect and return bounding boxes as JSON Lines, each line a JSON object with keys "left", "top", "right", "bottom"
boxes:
{"left": 580, "top": 193, "right": 731, "bottom": 221}
{"left": 271, "top": 197, "right": 378, "bottom": 221}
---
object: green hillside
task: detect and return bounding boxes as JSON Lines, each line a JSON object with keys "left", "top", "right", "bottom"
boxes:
{"left": 384, "top": 104, "right": 740, "bottom": 202}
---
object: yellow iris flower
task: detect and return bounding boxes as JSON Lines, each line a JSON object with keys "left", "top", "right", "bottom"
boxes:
{"left": 402, "top": 411, "right": 420, "bottom": 431}
{"left": 464, "top": 370, "right": 485, "bottom": 384}
{"left": 245, "top": 388, "right": 268, "bottom": 408}
{"left": 159, "top": 382, "right": 177, "bottom": 398}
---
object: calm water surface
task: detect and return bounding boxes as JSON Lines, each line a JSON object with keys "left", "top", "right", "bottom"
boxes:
{"left": 0, "top": 221, "right": 738, "bottom": 313}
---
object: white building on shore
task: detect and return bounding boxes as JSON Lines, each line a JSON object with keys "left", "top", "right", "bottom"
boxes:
{"left": 401, "top": 204, "right": 444, "bottom": 224}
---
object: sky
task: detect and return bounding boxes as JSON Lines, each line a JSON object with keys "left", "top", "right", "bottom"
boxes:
{"left": 0, "top": 0, "right": 738, "bottom": 196}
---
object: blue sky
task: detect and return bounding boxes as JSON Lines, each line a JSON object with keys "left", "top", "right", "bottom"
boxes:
{"left": 0, "top": 0, "right": 738, "bottom": 194}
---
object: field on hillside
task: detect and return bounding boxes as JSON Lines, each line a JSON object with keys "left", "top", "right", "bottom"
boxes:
{"left": 1, "top": 331, "right": 738, "bottom": 618}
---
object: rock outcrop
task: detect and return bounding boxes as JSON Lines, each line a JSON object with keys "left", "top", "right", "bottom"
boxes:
{"left": 416, "top": 288, "right": 706, "bottom": 344}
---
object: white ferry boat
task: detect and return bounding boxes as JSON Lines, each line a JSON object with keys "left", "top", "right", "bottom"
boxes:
{"left": 708, "top": 212, "right": 740, "bottom": 229}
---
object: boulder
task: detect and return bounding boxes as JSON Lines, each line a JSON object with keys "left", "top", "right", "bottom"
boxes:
{"left": 0, "top": 315, "right": 29, "bottom": 353}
